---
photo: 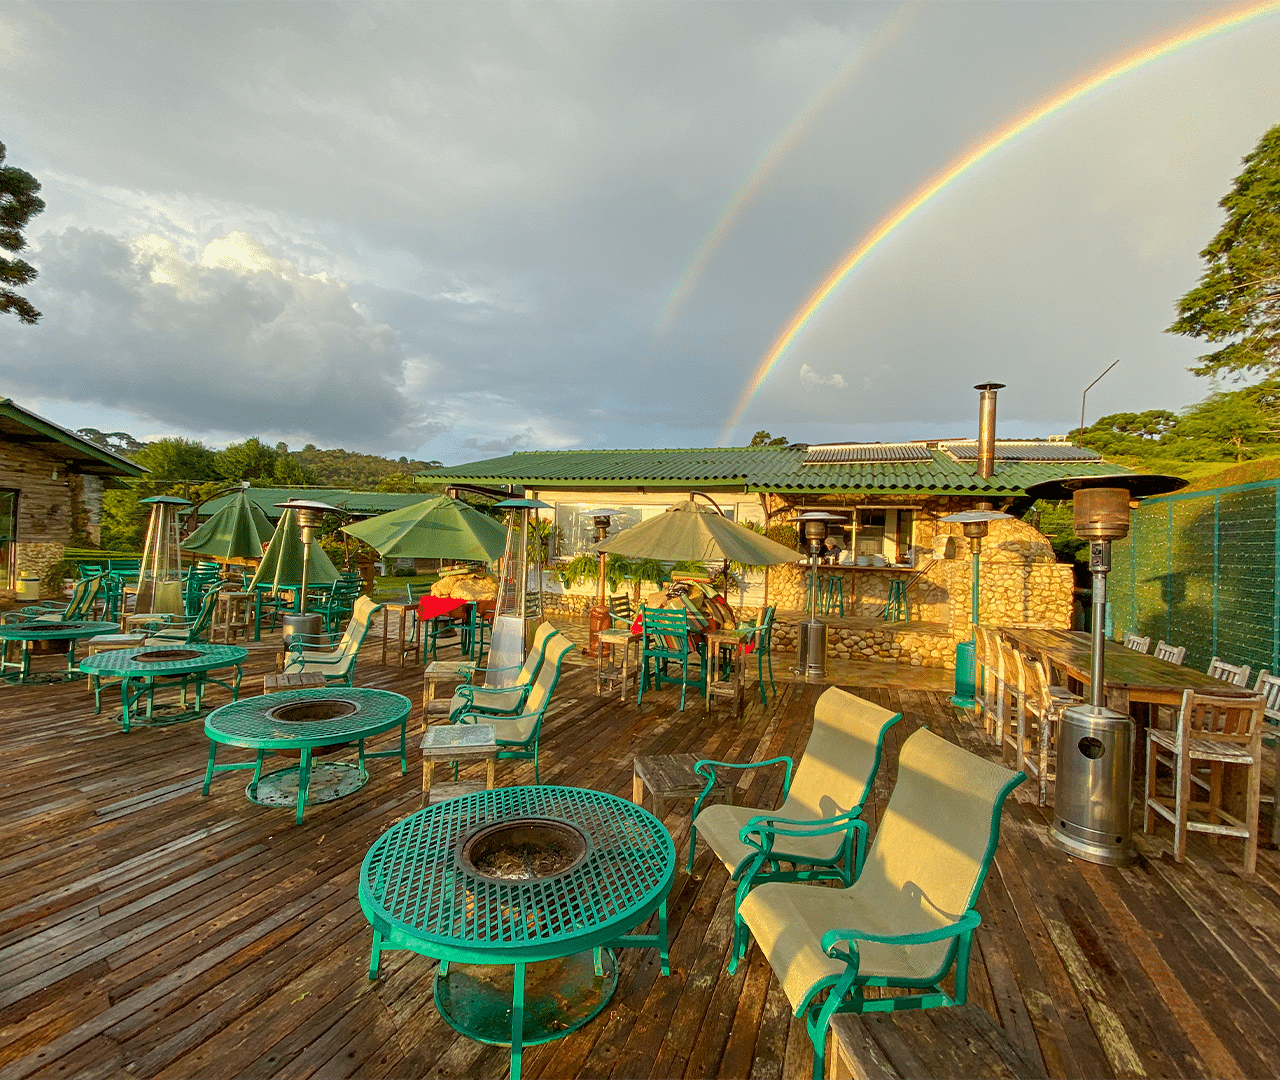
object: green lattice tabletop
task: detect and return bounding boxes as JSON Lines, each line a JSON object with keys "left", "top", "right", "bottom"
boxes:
{"left": 0, "top": 620, "right": 120, "bottom": 683}
{"left": 360, "top": 784, "right": 674, "bottom": 1080}
{"left": 79, "top": 643, "right": 248, "bottom": 731}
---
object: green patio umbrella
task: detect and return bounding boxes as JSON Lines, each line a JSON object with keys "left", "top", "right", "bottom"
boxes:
{"left": 182, "top": 489, "right": 274, "bottom": 561}
{"left": 248, "top": 508, "right": 340, "bottom": 592}
{"left": 592, "top": 499, "right": 802, "bottom": 566}
{"left": 341, "top": 495, "right": 507, "bottom": 563}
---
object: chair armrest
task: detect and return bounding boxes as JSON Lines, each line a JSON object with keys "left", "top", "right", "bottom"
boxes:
{"left": 453, "top": 684, "right": 530, "bottom": 716}
{"left": 737, "top": 808, "right": 866, "bottom": 854}
{"left": 821, "top": 909, "right": 981, "bottom": 962}
{"left": 692, "top": 755, "right": 794, "bottom": 818}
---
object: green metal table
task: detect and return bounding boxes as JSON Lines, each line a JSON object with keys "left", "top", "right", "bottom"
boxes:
{"left": 79, "top": 643, "right": 247, "bottom": 733}
{"left": 203, "top": 686, "right": 411, "bottom": 824}
{"left": 0, "top": 620, "right": 124, "bottom": 683}
{"left": 359, "top": 785, "right": 674, "bottom": 1080}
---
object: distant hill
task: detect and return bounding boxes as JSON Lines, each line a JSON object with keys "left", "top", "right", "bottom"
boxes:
{"left": 286, "top": 445, "right": 441, "bottom": 491}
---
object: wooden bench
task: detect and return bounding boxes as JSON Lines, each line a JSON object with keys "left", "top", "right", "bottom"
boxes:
{"left": 264, "top": 671, "right": 326, "bottom": 694}
{"left": 633, "top": 752, "right": 735, "bottom": 820}
{"left": 827, "top": 1006, "right": 1047, "bottom": 1080}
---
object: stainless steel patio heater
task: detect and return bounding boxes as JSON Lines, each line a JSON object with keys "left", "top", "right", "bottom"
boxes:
{"left": 275, "top": 499, "right": 340, "bottom": 645}
{"left": 136, "top": 495, "right": 191, "bottom": 617}
{"left": 486, "top": 497, "right": 551, "bottom": 687}
{"left": 582, "top": 508, "right": 622, "bottom": 658}
{"left": 941, "top": 509, "right": 1010, "bottom": 708}
{"left": 1025, "top": 473, "right": 1186, "bottom": 866}
{"left": 792, "top": 511, "right": 846, "bottom": 680}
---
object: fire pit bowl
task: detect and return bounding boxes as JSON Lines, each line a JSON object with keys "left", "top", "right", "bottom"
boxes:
{"left": 31, "top": 622, "right": 84, "bottom": 632}
{"left": 133, "top": 648, "right": 204, "bottom": 663}
{"left": 265, "top": 698, "right": 360, "bottom": 724}
{"left": 458, "top": 817, "right": 590, "bottom": 884}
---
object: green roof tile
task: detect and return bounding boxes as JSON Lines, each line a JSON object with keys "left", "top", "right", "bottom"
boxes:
{"left": 425, "top": 445, "right": 1132, "bottom": 497}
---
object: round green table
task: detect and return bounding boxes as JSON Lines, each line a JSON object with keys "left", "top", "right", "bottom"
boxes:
{"left": 202, "top": 686, "right": 411, "bottom": 824}
{"left": 359, "top": 785, "right": 675, "bottom": 1080}
{"left": 0, "top": 620, "right": 120, "bottom": 683}
{"left": 79, "top": 643, "right": 247, "bottom": 732}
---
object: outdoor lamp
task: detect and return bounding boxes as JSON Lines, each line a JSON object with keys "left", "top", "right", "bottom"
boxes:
{"left": 274, "top": 499, "right": 340, "bottom": 620}
{"left": 583, "top": 508, "right": 623, "bottom": 657}
{"left": 1023, "top": 473, "right": 1186, "bottom": 867}
{"left": 939, "top": 509, "right": 1011, "bottom": 710}
{"left": 791, "top": 511, "right": 847, "bottom": 680}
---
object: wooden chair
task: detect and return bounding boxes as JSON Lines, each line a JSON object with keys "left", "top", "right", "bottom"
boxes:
{"left": 1252, "top": 670, "right": 1280, "bottom": 847}
{"left": 973, "top": 627, "right": 1003, "bottom": 735}
{"left": 447, "top": 622, "right": 559, "bottom": 721}
{"left": 1007, "top": 649, "right": 1082, "bottom": 806}
{"left": 1123, "top": 632, "right": 1151, "bottom": 654}
{"left": 689, "top": 688, "right": 901, "bottom": 972}
{"left": 737, "top": 729, "right": 1024, "bottom": 1080}
{"left": 1145, "top": 688, "right": 1266, "bottom": 875}
{"left": 1207, "top": 656, "right": 1252, "bottom": 687}
{"left": 998, "top": 639, "right": 1026, "bottom": 766}
{"left": 1154, "top": 640, "right": 1186, "bottom": 665}
{"left": 451, "top": 633, "right": 576, "bottom": 784}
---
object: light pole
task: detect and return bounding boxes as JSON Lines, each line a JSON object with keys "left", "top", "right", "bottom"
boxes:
{"left": 1079, "top": 359, "right": 1120, "bottom": 438}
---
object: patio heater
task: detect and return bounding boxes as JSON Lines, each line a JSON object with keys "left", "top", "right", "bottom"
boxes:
{"left": 940, "top": 509, "right": 1010, "bottom": 709}
{"left": 1024, "top": 474, "right": 1186, "bottom": 867}
{"left": 582, "top": 508, "right": 622, "bottom": 659}
{"left": 275, "top": 499, "right": 339, "bottom": 646}
{"left": 135, "top": 495, "right": 191, "bottom": 617}
{"left": 792, "top": 511, "right": 846, "bottom": 680}
{"left": 486, "top": 497, "right": 551, "bottom": 687}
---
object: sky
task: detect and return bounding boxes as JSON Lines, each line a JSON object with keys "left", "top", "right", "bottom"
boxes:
{"left": 1, "top": 1, "right": 1278, "bottom": 466}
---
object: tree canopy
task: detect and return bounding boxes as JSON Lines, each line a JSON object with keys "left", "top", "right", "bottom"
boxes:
{"left": 1168, "top": 123, "right": 1280, "bottom": 379}
{"left": 0, "top": 141, "right": 45, "bottom": 325}
{"left": 749, "top": 430, "right": 789, "bottom": 446}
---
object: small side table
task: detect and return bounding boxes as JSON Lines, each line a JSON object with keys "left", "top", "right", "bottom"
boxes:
{"left": 422, "top": 660, "right": 474, "bottom": 726}
{"left": 216, "top": 591, "right": 252, "bottom": 644}
{"left": 264, "top": 671, "right": 326, "bottom": 694}
{"left": 705, "top": 628, "right": 748, "bottom": 717}
{"left": 633, "top": 752, "right": 736, "bottom": 821}
{"left": 381, "top": 601, "right": 417, "bottom": 666}
{"left": 421, "top": 723, "right": 498, "bottom": 805}
{"left": 596, "top": 628, "right": 641, "bottom": 699}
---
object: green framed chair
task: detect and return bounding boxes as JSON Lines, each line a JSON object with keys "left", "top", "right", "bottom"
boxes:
{"left": 738, "top": 728, "right": 1025, "bottom": 1080}
{"left": 690, "top": 688, "right": 901, "bottom": 972}
{"left": 448, "top": 622, "right": 559, "bottom": 722}
{"left": 451, "top": 633, "right": 576, "bottom": 784}
{"left": 739, "top": 605, "right": 775, "bottom": 704}
{"left": 310, "top": 579, "right": 362, "bottom": 634}
{"left": 637, "top": 605, "right": 704, "bottom": 711}
{"left": 284, "top": 595, "right": 383, "bottom": 686}
{"left": 13, "top": 575, "right": 104, "bottom": 623}
{"left": 137, "top": 585, "right": 221, "bottom": 645}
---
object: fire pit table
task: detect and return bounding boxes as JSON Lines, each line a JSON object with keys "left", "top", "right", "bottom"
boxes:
{"left": 78, "top": 642, "right": 246, "bottom": 731}
{"left": 0, "top": 620, "right": 120, "bottom": 683}
{"left": 360, "top": 785, "right": 674, "bottom": 1080}
{"left": 202, "top": 686, "right": 411, "bottom": 824}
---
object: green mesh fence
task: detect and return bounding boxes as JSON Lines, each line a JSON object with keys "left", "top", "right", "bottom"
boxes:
{"left": 1111, "top": 478, "right": 1280, "bottom": 677}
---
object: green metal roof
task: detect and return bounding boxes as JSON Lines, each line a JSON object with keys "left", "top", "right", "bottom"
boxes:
{"left": 0, "top": 398, "right": 147, "bottom": 477}
{"left": 198, "top": 487, "right": 429, "bottom": 521}
{"left": 425, "top": 445, "right": 1132, "bottom": 497}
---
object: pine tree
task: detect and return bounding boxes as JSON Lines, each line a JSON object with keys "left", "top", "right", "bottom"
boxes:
{"left": 0, "top": 141, "right": 45, "bottom": 324}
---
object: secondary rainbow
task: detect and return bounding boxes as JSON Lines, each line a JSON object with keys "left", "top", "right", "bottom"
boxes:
{"left": 719, "top": 0, "right": 1280, "bottom": 444}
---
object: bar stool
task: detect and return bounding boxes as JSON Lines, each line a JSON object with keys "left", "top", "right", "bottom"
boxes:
{"left": 883, "top": 578, "right": 907, "bottom": 622}
{"left": 821, "top": 574, "right": 844, "bottom": 616}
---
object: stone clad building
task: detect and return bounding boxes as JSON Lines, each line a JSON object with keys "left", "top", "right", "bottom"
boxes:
{"left": 427, "top": 439, "right": 1130, "bottom": 669}
{"left": 0, "top": 398, "right": 146, "bottom": 593}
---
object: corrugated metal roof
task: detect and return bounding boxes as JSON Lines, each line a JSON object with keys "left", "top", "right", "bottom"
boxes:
{"left": 427, "top": 446, "right": 1133, "bottom": 496}
{"left": 197, "top": 487, "right": 430, "bottom": 520}
{"left": 803, "top": 443, "right": 932, "bottom": 464}
{"left": 0, "top": 398, "right": 147, "bottom": 477}
{"left": 942, "top": 440, "right": 1102, "bottom": 462}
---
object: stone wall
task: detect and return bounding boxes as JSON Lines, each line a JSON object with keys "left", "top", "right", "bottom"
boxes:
{"left": 771, "top": 618, "right": 955, "bottom": 668}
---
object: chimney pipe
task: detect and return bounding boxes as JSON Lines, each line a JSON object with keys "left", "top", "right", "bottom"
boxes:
{"left": 975, "top": 382, "right": 1004, "bottom": 481}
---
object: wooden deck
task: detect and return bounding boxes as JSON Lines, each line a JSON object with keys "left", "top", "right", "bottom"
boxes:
{"left": 2, "top": 626, "right": 1280, "bottom": 1079}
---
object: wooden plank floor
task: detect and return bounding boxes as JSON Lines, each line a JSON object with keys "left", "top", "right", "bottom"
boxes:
{"left": 2, "top": 626, "right": 1280, "bottom": 1079}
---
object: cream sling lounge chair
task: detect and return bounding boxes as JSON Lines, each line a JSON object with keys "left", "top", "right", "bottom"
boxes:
{"left": 284, "top": 596, "right": 382, "bottom": 686}
{"left": 689, "top": 688, "right": 900, "bottom": 973}
{"left": 738, "top": 728, "right": 1024, "bottom": 1080}
{"left": 446, "top": 621, "right": 559, "bottom": 722}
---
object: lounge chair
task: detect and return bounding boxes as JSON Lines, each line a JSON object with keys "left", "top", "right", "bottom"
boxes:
{"left": 738, "top": 728, "right": 1024, "bottom": 1080}
{"left": 447, "top": 622, "right": 559, "bottom": 721}
{"left": 451, "top": 633, "right": 575, "bottom": 783}
{"left": 137, "top": 586, "right": 221, "bottom": 645}
{"left": 689, "top": 688, "right": 900, "bottom": 972}
{"left": 284, "top": 596, "right": 382, "bottom": 686}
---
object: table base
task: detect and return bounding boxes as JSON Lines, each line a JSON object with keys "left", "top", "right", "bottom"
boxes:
{"left": 112, "top": 702, "right": 206, "bottom": 728}
{"left": 247, "top": 762, "right": 367, "bottom": 809}
{"left": 435, "top": 949, "right": 618, "bottom": 1048}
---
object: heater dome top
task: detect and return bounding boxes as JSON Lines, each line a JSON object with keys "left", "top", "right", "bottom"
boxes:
{"left": 939, "top": 510, "right": 1013, "bottom": 524}
{"left": 1023, "top": 473, "right": 1187, "bottom": 502}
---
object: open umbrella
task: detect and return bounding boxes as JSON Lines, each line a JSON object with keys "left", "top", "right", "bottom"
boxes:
{"left": 248, "top": 508, "right": 340, "bottom": 594}
{"left": 341, "top": 495, "right": 507, "bottom": 563}
{"left": 592, "top": 499, "right": 801, "bottom": 566}
{"left": 181, "top": 489, "right": 274, "bottom": 562}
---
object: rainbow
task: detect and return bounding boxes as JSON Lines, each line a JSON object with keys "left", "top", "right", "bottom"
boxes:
{"left": 719, "top": 0, "right": 1280, "bottom": 444}
{"left": 656, "top": 6, "right": 916, "bottom": 336}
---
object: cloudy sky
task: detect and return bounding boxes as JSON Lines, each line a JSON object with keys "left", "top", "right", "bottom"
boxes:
{"left": 1, "top": 1, "right": 1278, "bottom": 464}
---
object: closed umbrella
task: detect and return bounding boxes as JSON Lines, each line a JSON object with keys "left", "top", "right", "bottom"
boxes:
{"left": 248, "top": 508, "right": 340, "bottom": 596}
{"left": 592, "top": 499, "right": 801, "bottom": 566}
{"left": 182, "top": 489, "right": 274, "bottom": 562}
{"left": 341, "top": 495, "right": 506, "bottom": 563}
